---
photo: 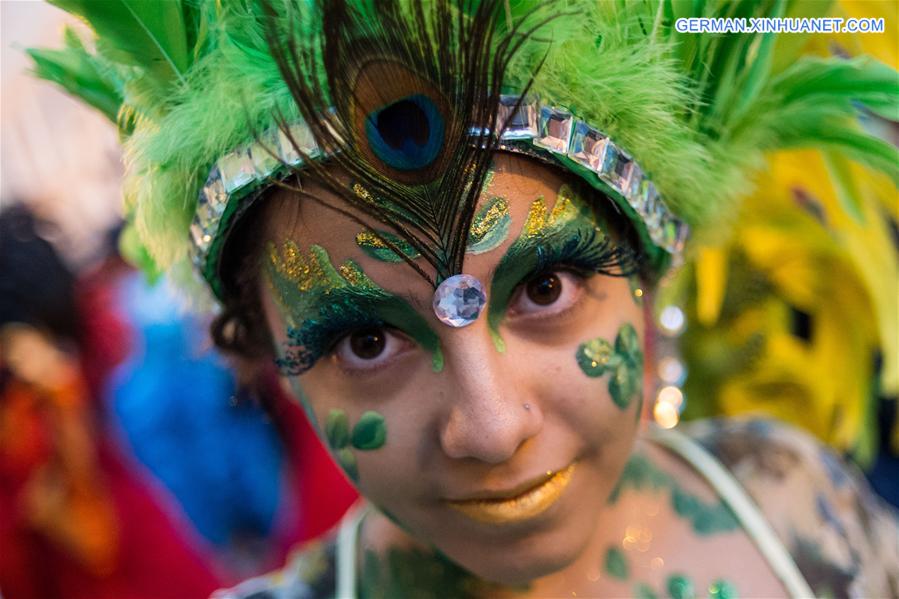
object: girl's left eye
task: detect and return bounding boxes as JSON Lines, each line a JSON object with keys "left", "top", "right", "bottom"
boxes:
{"left": 332, "top": 326, "right": 412, "bottom": 371}
{"left": 509, "top": 270, "right": 585, "bottom": 317}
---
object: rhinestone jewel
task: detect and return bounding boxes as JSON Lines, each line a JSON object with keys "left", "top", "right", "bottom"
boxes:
{"left": 432, "top": 274, "right": 487, "bottom": 328}
{"left": 534, "top": 106, "right": 573, "bottom": 153}
{"left": 497, "top": 94, "right": 538, "bottom": 140}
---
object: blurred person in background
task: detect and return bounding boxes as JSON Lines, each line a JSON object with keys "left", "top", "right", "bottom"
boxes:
{"left": 0, "top": 204, "right": 356, "bottom": 598}
{"left": 0, "top": 205, "right": 120, "bottom": 597}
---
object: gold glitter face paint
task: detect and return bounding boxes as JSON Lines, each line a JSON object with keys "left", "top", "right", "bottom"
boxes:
{"left": 355, "top": 230, "right": 422, "bottom": 263}
{"left": 466, "top": 196, "right": 511, "bottom": 255}
{"left": 266, "top": 241, "right": 444, "bottom": 375}
{"left": 356, "top": 196, "right": 511, "bottom": 262}
{"left": 354, "top": 163, "right": 509, "bottom": 263}
{"left": 446, "top": 464, "right": 575, "bottom": 525}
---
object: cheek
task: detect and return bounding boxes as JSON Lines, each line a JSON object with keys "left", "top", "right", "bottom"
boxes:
{"left": 287, "top": 370, "right": 431, "bottom": 499}
{"left": 521, "top": 311, "right": 645, "bottom": 444}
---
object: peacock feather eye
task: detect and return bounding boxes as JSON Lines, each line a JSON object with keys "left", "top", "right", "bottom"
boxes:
{"left": 350, "top": 59, "right": 452, "bottom": 185}
{"left": 364, "top": 94, "right": 445, "bottom": 172}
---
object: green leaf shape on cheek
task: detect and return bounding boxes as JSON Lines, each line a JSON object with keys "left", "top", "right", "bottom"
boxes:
{"left": 576, "top": 337, "right": 620, "bottom": 376}
{"left": 324, "top": 409, "right": 388, "bottom": 483}
{"left": 466, "top": 196, "right": 511, "bottom": 255}
{"left": 351, "top": 411, "right": 387, "bottom": 450}
{"left": 336, "top": 448, "right": 359, "bottom": 482}
{"left": 576, "top": 323, "right": 644, "bottom": 409}
{"left": 326, "top": 409, "right": 350, "bottom": 449}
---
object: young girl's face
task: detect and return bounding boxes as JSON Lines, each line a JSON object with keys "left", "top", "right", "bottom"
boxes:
{"left": 260, "top": 153, "right": 648, "bottom": 584}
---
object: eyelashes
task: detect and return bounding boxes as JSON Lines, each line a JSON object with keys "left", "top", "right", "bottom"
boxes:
{"left": 275, "top": 301, "right": 386, "bottom": 377}
{"left": 534, "top": 226, "right": 640, "bottom": 280}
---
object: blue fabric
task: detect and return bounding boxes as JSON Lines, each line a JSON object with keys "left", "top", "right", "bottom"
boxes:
{"left": 108, "top": 274, "right": 285, "bottom": 546}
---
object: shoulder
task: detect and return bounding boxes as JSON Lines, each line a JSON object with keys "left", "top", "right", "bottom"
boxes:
{"left": 678, "top": 418, "right": 899, "bottom": 598}
{"left": 211, "top": 536, "right": 337, "bottom": 599}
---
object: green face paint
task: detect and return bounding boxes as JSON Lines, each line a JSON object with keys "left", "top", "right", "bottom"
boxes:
{"left": 325, "top": 408, "right": 388, "bottom": 482}
{"left": 576, "top": 323, "right": 644, "bottom": 409}
{"left": 487, "top": 184, "right": 633, "bottom": 352}
{"left": 634, "top": 583, "right": 659, "bottom": 599}
{"left": 466, "top": 196, "right": 511, "bottom": 255}
{"left": 666, "top": 574, "right": 695, "bottom": 599}
{"left": 608, "top": 453, "right": 739, "bottom": 536}
{"left": 603, "top": 546, "right": 629, "bottom": 580}
{"left": 629, "top": 276, "right": 645, "bottom": 306}
{"left": 356, "top": 196, "right": 510, "bottom": 263}
{"left": 355, "top": 230, "right": 421, "bottom": 263}
{"left": 267, "top": 241, "right": 444, "bottom": 374}
{"left": 707, "top": 579, "right": 738, "bottom": 599}
{"left": 351, "top": 411, "right": 388, "bottom": 449}
{"left": 361, "top": 547, "right": 504, "bottom": 599}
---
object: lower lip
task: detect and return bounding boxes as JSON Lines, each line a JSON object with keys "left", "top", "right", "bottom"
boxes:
{"left": 446, "top": 464, "right": 576, "bottom": 525}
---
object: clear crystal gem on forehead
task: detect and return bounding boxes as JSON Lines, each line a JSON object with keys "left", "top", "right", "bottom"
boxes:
{"left": 432, "top": 274, "right": 487, "bottom": 328}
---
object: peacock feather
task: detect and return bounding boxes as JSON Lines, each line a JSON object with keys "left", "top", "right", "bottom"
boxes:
{"left": 261, "top": 0, "right": 552, "bottom": 286}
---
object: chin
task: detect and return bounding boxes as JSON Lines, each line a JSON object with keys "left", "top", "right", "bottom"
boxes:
{"left": 439, "top": 513, "right": 594, "bottom": 587}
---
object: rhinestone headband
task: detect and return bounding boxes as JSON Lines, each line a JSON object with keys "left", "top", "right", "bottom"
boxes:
{"left": 189, "top": 94, "right": 689, "bottom": 299}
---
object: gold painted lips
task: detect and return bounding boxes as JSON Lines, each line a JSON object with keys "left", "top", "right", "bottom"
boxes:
{"left": 446, "top": 464, "right": 576, "bottom": 525}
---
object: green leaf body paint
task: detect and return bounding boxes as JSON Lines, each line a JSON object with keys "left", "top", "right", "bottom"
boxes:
{"left": 634, "top": 582, "right": 659, "bottom": 599}
{"left": 352, "top": 411, "right": 387, "bottom": 450}
{"left": 708, "top": 579, "right": 738, "bottom": 599}
{"left": 466, "top": 197, "right": 511, "bottom": 255}
{"left": 608, "top": 454, "right": 739, "bottom": 536}
{"left": 355, "top": 230, "right": 421, "bottom": 263}
{"left": 324, "top": 408, "right": 387, "bottom": 482}
{"left": 667, "top": 574, "right": 695, "bottom": 599}
{"left": 361, "top": 547, "right": 498, "bottom": 599}
{"left": 604, "top": 546, "right": 629, "bottom": 580}
{"left": 336, "top": 448, "right": 358, "bottom": 482}
{"left": 488, "top": 185, "right": 615, "bottom": 352}
{"left": 326, "top": 409, "right": 350, "bottom": 449}
{"left": 672, "top": 487, "right": 740, "bottom": 535}
{"left": 576, "top": 323, "right": 644, "bottom": 409}
{"left": 267, "top": 241, "right": 444, "bottom": 374}
{"left": 576, "top": 337, "right": 619, "bottom": 376}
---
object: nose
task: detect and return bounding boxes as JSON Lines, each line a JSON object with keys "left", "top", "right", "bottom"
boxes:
{"left": 438, "top": 326, "right": 543, "bottom": 464}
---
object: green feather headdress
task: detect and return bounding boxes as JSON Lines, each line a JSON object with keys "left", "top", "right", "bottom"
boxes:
{"left": 30, "top": 0, "right": 899, "bottom": 302}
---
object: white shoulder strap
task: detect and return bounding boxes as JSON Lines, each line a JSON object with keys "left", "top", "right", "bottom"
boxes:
{"left": 649, "top": 426, "right": 815, "bottom": 599}
{"left": 335, "top": 504, "right": 368, "bottom": 599}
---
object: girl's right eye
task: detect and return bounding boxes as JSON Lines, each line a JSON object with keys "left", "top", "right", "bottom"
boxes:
{"left": 332, "top": 326, "right": 412, "bottom": 372}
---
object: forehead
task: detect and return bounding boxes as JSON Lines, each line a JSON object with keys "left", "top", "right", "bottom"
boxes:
{"left": 262, "top": 153, "right": 598, "bottom": 297}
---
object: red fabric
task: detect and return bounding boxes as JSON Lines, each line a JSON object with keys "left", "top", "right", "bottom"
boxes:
{"left": 264, "top": 375, "right": 359, "bottom": 542}
{"left": 75, "top": 259, "right": 133, "bottom": 404}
